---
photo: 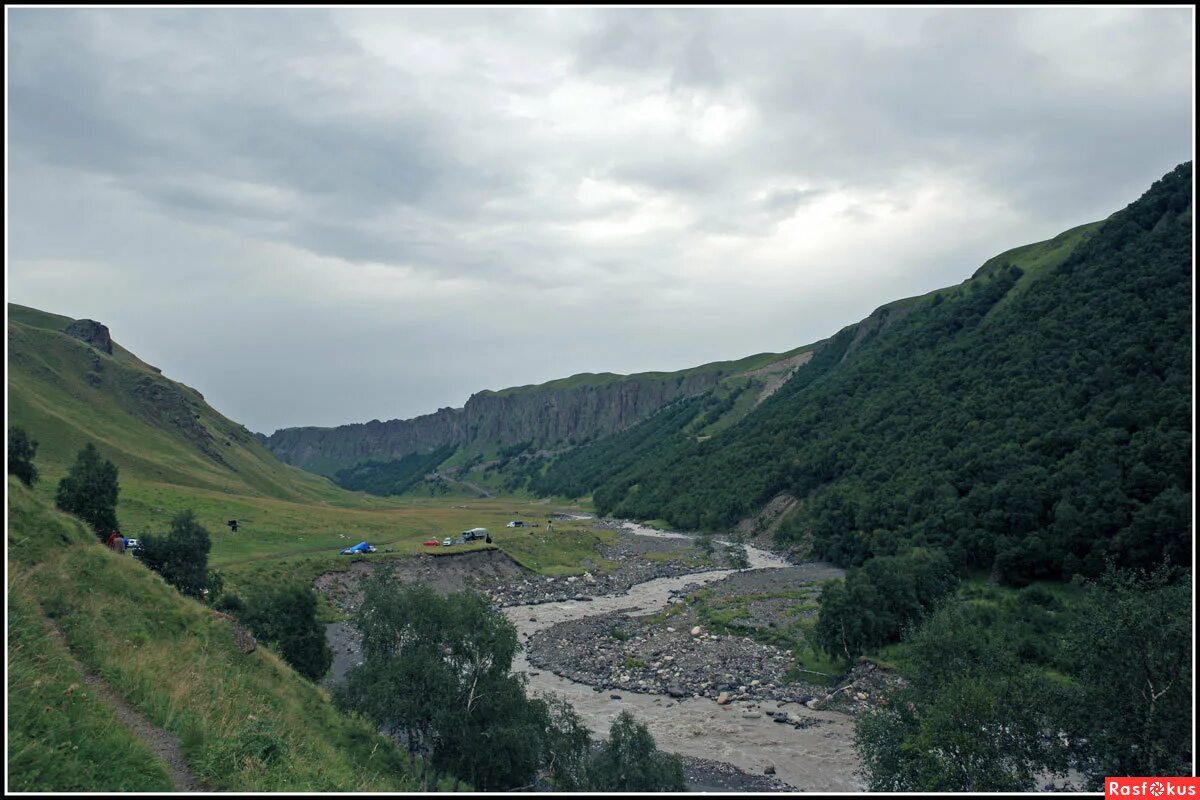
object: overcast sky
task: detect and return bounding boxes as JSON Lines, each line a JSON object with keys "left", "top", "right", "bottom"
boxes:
{"left": 7, "top": 7, "right": 1193, "bottom": 433}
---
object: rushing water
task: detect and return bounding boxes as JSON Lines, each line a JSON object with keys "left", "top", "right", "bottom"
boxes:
{"left": 324, "top": 521, "right": 862, "bottom": 790}
{"left": 502, "top": 522, "right": 863, "bottom": 791}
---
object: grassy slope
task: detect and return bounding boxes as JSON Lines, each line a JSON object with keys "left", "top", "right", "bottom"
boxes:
{"left": 8, "top": 584, "right": 174, "bottom": 791}
{"left": 6, "top": 303, "right": 605, "bottom": 587}
{"left": 7, "top": 304, "right": 345, "bottom": 503}
{"left": 477, "top": 343, "right": 819, "bottom": 398}
{"left": 7, "top": 478, "right": 434, "bottom": 791}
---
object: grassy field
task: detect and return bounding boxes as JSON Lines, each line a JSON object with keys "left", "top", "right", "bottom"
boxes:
{"left": 7, "top": 478, "right": 443, "bottom": 791}
{"left": 8, "top": 303, "right": 609, "bottom": 591}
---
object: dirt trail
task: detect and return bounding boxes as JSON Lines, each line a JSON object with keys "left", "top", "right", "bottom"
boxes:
{"left": 43, "top": 619, "right": 206, "bottom": 792}
{"left": 433, "top": 470, "right": 494, "bottom": 498}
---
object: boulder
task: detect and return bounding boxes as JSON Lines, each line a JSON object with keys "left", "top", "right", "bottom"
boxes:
{"left": 717, "top": 692, "right": 732, "bottom": 705}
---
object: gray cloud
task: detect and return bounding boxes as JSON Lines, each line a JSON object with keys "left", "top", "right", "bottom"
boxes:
{"left": 6, "top": 7, "right": 1192, "bottom": 432}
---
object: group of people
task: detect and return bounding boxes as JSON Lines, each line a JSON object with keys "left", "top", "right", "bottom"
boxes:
{"left": 105, "top": 530, "right": 127, "bottom": 553}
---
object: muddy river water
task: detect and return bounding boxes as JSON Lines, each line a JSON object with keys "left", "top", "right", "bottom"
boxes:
{"left": 502, "top": 523, "right": 863, "bottom": 791}
{"left": 325, "top": 522, "right": 863, "bottom": 790}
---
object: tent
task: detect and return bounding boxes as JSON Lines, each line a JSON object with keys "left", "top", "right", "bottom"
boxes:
{"left": 345, "top": 541, "right": 371, "bottom": 553}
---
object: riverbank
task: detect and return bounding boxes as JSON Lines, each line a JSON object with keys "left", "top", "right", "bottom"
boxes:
{"left": 318, "top": 519, "right": 865, "bottom": 790}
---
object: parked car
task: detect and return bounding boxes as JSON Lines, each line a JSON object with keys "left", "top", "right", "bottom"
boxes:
{"left": 462, "top": 527, "right": 489, "bottom": 541}
{"left": 442, "top": 537, "right": 453, "bottom": 546}
{"left": 423, "top": 539, "right": 441, "bottom": 547}
{"left": 506, "top": 521, "right": 526, "bottom": 528}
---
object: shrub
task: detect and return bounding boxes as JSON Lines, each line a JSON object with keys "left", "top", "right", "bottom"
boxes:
{"left": 137, "top": 510, "right": 213, "bottom": 598}
{"left": 7, "top": 427, "right": 39, "bottom": 487}
{"left": 589, "top": 711, "right": 685, "bottom": 791}
{"left": 237, "top": 585, "right": 332, "bottom": 681}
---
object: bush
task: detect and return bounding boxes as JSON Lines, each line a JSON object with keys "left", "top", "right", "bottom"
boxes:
{"left": 55, "top": 443, "right": 119, "bottom": 538}
{"left": 724, "top": 543, "right": 750, "bottom": 569}
{"left": 137, "top": 510, "right": 213, "bottom": 598}
{"left": 854, "top": 602, "right": 1071, "bottom": 791}
{"left": 237, "top": 585, "right": 332, "bottom": 681}
{"left": 7, "top": 427, "right": 39, "bottom": 487}
{"left": 589, "top": 711, "right": 685, "bottom": 792}
{"left": 815, "top": 549, "right": 959, "bottom": 660}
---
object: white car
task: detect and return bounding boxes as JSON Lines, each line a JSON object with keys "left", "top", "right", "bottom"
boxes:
{"left": 442, "top": 537, "right": 453, "bottom": 546}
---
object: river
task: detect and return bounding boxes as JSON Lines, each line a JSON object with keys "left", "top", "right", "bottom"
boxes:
{"left": 325, "top": 521, "right": 863, "bottom": 791}
{"left": 501, "top": 522, "right": 862, "bottom": 791}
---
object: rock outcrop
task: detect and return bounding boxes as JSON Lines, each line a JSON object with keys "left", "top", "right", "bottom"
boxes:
{"left": 64, "top": 319, "right": 113, "bottom": 354}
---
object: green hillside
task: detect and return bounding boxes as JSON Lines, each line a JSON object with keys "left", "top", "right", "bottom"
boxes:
{"left": 531, "top": 164, "right": 1193, "bottom": 585}
{"left": 7, "top": 477, "right": 429, "bottom": 791}
{"left": 7, "top": 304, "right": 346, "bottom": 502}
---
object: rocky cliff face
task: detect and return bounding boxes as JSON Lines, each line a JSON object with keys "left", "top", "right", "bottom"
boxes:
{"left": 263, "top": 371, "right": 729, "bottom": 476}
{"left": 262, "top": 407, "right": 465, "bottom": 476}
{"left": 463, "top": 371, "right": 724, "bottom": 447}
{"left": 64, "top": 319, "right": 113, "bottom": 354}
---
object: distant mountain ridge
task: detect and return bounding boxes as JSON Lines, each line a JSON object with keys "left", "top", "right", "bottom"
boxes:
{"left": 260, "top": 346, "right": 818, "bottom": 477}
{"left": 261, "top": 217, "right": 1107, "bottom": 483}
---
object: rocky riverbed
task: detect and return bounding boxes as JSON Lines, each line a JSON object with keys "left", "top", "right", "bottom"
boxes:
{"left": 315, "top": 527, "right": 738, "bottom": 614}
{"left": 524, "top": 564, "right": 850, "bottom": 707}
{"left": 319, "top": 519, "right": 867, "bottom": 791}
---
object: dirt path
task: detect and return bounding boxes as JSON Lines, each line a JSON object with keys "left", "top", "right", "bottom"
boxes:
{"left": 43, "top": 619, "right": 207, "bottom": 792}
{"left": 433, "top": 470, "right": 494, "bottom": 498}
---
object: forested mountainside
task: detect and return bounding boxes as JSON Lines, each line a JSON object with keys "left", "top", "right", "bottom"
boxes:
{"left": 260, "top": 347, "right": 816, "bottom": 477}
{"left": 529, "top": 163, "right": 1193, "bottom": 585}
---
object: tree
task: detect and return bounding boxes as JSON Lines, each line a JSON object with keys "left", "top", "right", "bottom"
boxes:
{"left": 589, "top": 711, "right": 685, "bottom": 792}
{"left": 333, "top": 577, "right": 588, "bottom": 790}
{"left": 1062, "top": 563, "right": 1192, "bottom": 787}
{"left": 137, "top": 510, "right": 213, "bottom": 598}
{"left": 7, "top": 427, "right": 39, "bottom": 487}
{"left": 55, "top": 443, "right": 119, "bottom": 537}
{"left": 815, "top": 549, "right": 959, "bottom": 660}
{"left": 854, "top": 602, "right": 1070, "bottom": 791}
{"left": 237, "top": 584, "right": 332, "bottom": 681}
{"left": 540, "top": 696, "right": 592, "bottom": 790}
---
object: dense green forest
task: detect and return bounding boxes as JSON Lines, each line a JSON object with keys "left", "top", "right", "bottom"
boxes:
{"left": 333, "top": 445, "right": 456, "bottom": 496}
{"left": 530, "top": 163, "right": 1192, "bottom": 585}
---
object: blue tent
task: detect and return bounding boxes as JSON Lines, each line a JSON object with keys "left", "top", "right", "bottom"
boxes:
{"left": 342, "top": 541, "right": 371, "bottom": 554}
